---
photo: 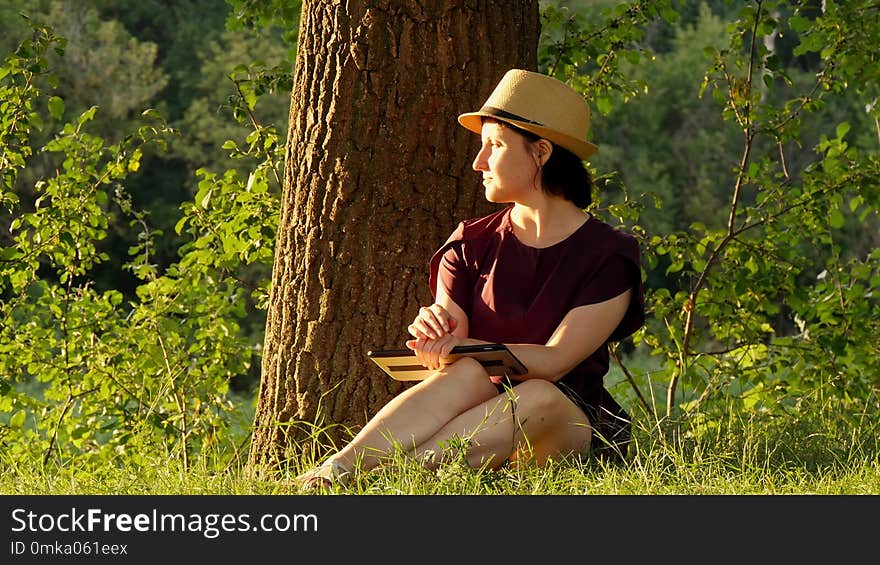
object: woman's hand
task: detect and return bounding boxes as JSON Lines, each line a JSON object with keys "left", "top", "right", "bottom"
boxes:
{"left": 405, "top": 334, "right": 463, "bottom": 371}
{"left": 405, "top": 303, "right": 462, "bottom": 370}
{"left": 407, "top": 303, "right": 458, "bottom": 341}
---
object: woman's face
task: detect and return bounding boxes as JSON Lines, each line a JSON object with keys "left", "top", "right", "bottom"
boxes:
{"left": 472, "top": 121, "right": 541, "bottom": 204}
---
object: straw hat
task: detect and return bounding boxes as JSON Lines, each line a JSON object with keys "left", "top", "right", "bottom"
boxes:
{"left": 458, "top": 69, "right": 598, "bottom": 160}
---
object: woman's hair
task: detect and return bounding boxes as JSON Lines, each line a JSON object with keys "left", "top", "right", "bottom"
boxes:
{"left": 485, "top": 118, "right": 594, "bottom": 209}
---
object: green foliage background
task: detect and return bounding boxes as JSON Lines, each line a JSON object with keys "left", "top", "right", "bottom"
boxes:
{"left": 1, "top": 0, "right": 877, "bottom": 478}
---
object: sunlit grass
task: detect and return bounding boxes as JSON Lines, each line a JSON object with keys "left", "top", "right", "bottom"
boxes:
{"left": 3, "top": 394, "right": 877, "bottom": 495}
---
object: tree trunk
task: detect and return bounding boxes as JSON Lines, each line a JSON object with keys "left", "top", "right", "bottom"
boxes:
{"left": 249, "top": 0, "right": 539, "bottom": 469}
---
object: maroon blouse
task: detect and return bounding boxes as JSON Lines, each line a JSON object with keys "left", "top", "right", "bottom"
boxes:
{"left": 428, "top": 206, "right": 645, "bottom": 413}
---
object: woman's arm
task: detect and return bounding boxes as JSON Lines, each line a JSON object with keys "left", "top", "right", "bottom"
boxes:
{"left": 408, "top": 286, "right": 632, "bottom": 379}
{"left": 503, "top": 288, "right": 632, "bottom": 382}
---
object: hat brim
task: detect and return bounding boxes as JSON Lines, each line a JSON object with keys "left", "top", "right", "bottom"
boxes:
{"left": 458, "top": 111, "right": 598, "bottom": 160}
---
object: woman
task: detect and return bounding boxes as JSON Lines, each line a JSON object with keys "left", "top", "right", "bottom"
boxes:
{"left": 295, "top": 69, "right": 644, "bottom": 489}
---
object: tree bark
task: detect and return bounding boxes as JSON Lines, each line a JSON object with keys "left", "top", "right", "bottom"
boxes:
{"left": 249, "top": 0, "right": 539, "bottom": 469}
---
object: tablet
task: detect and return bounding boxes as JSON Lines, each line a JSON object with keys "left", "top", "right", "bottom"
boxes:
{"left": 367, "top": 343, "right": 528, "bottom": 381}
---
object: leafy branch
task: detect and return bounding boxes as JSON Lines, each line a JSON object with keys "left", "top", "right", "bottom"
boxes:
{"left": 668, "top": 0, "right": 766, "bottom": 418}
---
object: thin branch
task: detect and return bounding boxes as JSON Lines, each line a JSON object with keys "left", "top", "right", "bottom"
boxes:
{"left": 670, "top": 138, "right": 752, "bottom": 416}
{"left": 777, "top": 139, "right": 790, "bottom": 180}
{"left": 667, "top": 0, "right": 763, "bottom": 418}
{"left": 763, "top": 70, "right": 826, "bottom": 134}
{"left": 875, "top": 115, "right": 880, "bottom": 146}
{"left": 223, "top": 430, "right": 253, "bottom": 474}
{"left": 729, "top": 235, "right": 801, "bottom": 270}
{"left": 609, "top": 345, "right": 651, "bottom": 417}
{"left": 721, "top": 63, "right": 747, "bottom": 129}
{"left": 697, "top": 342, "right": 752, "bottom": 356}
{"left": 230, "top": 77, "right": 283, "bottom": 189}
{"left": 735, "top": 180, "right": 845, "bottom": 235}
{"left": 42, "top": 386, "right": 100, "bottom": 466}
{"left": 43, "top": 395, "right": 73, "bottom": 466}
{"left": 100, "top": 369, "right": 149, "bottom": 413}
{"left": 548, "top": 17, "right": 570, "bottom": 78}
{"left": 156, "top": 332, "right": 189, "bottom": 472}
{"left": 826, "top": 225, "right": 848, "bottom": 324}
{"left": 573, "top": 0, "right": 656, "bottom": 47}
{"left": 742, "top": 0, "right": 763, "bottom": 127}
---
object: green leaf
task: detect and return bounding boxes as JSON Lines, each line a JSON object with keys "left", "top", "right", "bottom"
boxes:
{"left": 174, "top": 215, "right": 189, "bottom": 235}
{"left": 200, "top": 188, "right": 213, "bottom": 209}
{"left": 661, "top": 6, "right": 679, "bottom": 24}
{"left": 79, "top": 105, "right": 98, "bottom": 125}
{"left": 28, "top": 111, "right": 43, "bottom": 131}
{"left": 789, "top": 15, "right": 811, "bottom": 33}
{"left": 667, "top": 260, "right": 684, "bottom": 274}
{"left": 828, "top": 208, "right": 845, "bottom": 229}
{"left": 623, "top": 50, "right": 640, "bottom": 65}
{"left": 0, "top": 246, "right": 22, "bottom": 261}
{"left": 48, "top": 96, "right": 64, "bottom": 120}
{"left": 9, "top": 410, "right": 26, "bottom": 428}
{"left": 595, "top": 96, "right": 613, "bottom": 116}
{"left": 849, "top": 195, "right": 863, "bottom": 213}
{"left": 106, "top": 290, "right": 123, "bottom": 306}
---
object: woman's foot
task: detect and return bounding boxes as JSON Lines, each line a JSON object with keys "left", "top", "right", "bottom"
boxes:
{"left": 293, "top": 459, "right": 352, "bottom": 492}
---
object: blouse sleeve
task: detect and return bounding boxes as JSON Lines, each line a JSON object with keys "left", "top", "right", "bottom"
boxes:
{"left": 428, "top": 221, "right": 474, "bottom": 316}
{"left": 572, "top": 251, "right": 645, "bottom": 343}
{"left": 431, "top": 242, "right": 473, "bottom": 317}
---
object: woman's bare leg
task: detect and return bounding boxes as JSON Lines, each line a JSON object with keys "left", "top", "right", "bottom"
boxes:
{"left": 413, "top": 379, "right": 592, "bottom": 470}
{"left": 330, "top": 357, "right": 498, "bottom": 472}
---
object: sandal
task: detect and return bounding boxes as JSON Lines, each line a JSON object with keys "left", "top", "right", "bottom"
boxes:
{"left": 293, "top": 459, "right": 352, "bottom": 492}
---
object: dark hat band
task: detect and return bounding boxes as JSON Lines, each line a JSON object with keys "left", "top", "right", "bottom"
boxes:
{"left": 480, "top": 106, "right": 544, "bottom": 127}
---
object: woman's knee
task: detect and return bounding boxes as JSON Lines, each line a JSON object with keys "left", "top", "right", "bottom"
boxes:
{"left": 510, "top": 380, "right": 590, "bottom": 429}
{"left": 509, "top": 380, "right": 591, "bottom": 460}
{"left": 510, "top": 379, "right": 566, "bottom": 412}
{"left": 434, "top": 356, "right": 490, "bottom": 384}
{"left": 415, "top": 356, "right": 496, "bottom": 403}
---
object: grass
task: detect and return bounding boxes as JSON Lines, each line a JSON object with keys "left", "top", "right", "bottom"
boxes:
{"left": 2, "top": 394, "right": 877, "bottom": 495}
